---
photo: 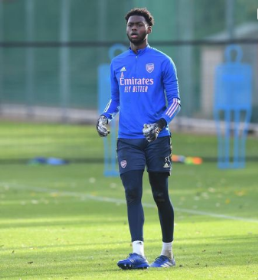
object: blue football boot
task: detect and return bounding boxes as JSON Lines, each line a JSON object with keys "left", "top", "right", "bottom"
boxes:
{"left": 117, "top": 253, "right": 149, "bottom": 269}
{"left": 150, "top": 255, "right": 176, "bottom": 268}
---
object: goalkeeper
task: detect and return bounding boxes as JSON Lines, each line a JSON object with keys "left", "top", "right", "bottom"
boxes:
{"left": 96, "top": 7, "right": 181, "bottom": 269}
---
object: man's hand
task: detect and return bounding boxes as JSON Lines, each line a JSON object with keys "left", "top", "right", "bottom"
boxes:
{"left": 143, "top": 123, "right": 161, "bottom": 142}
{"left": 96, "top": 116, "right": 110, "bottom": 137}
{"left": 143, "top": 118, "right": 167, "bottom": 142}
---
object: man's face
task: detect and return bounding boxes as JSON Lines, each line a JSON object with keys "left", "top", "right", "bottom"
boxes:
{"left": 126, "top": 15, "right": 151, "bottom": 46}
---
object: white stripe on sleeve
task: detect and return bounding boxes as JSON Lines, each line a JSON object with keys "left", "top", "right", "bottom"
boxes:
{"left": 166, "top": 98, "right": 180, "bottom": 118}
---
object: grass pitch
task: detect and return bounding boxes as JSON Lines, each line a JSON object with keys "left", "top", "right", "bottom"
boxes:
{"left": 0, "top": 123, "right": 257, "bottom": 280}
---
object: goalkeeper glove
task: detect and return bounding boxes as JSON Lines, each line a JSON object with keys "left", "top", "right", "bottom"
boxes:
{"left": 143, "top": 118, "right": 167, "bottom": 142}
{"left": 96, "top": 115, "right": 110, "bottom": 137}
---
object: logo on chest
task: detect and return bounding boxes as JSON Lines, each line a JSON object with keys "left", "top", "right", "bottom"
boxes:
{"left": 146, "top": 63, "right": 154, "bottom": 73}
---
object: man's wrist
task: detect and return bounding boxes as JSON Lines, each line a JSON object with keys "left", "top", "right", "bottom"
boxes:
{"left": 156, "top": 118, "right": 167, "bottom": 130}
{"left": 100, "top": 115, "right": 109, "bottom": 125}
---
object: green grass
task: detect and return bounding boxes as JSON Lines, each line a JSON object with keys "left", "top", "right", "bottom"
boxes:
{"left": 0, "top": 121, "right": 257, "bottom": 161}
{"left": 0, "top": 123, "right": 257, "bottom": 279}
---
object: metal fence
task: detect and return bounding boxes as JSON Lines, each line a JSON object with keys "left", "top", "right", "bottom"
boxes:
{"left": 1, "top": 41, "right": 257, "bottom": 122}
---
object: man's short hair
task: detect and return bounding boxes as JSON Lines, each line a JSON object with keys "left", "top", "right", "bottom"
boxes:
{"left": 125, "top": 8, "right": 154, "bottom": 26}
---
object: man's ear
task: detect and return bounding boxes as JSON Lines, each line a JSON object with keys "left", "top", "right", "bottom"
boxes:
{"left": 147, "top": 26, "right": 152, "bottom": 34}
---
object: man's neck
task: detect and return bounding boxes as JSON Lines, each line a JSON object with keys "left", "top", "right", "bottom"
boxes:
{"left": 130, "top": 41, "right": 148, "bottom": 54}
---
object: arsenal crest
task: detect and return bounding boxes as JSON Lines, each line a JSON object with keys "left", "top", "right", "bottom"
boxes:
{"left": 146, "top": 63, "right": 154, "bottom": 73}
{"left": 120, "top": 160, "right": 127, "bottom": 168}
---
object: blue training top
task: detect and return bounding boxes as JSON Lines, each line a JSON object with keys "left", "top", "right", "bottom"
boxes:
{"left": 102, "top": 45, "right": 181, "bottom": 139}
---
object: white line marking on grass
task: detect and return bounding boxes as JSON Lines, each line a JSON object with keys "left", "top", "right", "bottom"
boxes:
{"left": 2, "top": 182, "right": 258, "bottom": 223}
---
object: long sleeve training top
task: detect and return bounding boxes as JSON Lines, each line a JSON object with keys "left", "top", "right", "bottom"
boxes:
{"left": 102, "top": 45, "right": 181, "bottom": 139}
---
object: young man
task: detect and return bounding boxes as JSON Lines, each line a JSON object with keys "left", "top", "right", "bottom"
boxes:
{"left": 96, "top": 8, "right": 181, "bottom": 269}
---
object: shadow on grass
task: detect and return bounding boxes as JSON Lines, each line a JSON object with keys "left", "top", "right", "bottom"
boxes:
{"left": 1, "top": 237, "right": 258, "bottom": 279}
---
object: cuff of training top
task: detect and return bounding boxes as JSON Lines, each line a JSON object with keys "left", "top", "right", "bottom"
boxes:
{"left": 162, "top": 98, "right": 181, "bottom": 125}
{"left": 156, "top": 118, "right": 167, "bottom": 130}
